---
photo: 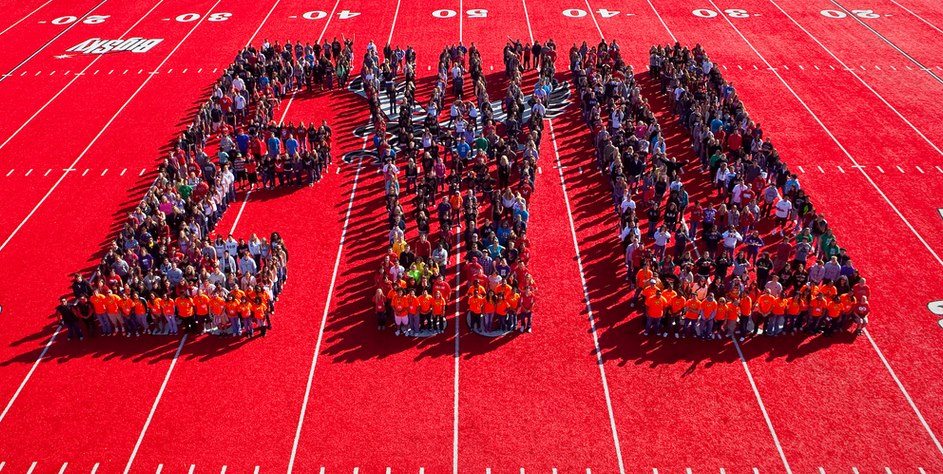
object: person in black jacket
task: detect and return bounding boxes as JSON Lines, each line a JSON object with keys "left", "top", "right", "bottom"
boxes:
{"left": 56, "top": 297, "right": 84, "bottom": 341}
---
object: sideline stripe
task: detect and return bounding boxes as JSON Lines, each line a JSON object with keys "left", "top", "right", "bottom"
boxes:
{"left": 122, "top": 335, "right": 188, "bottom": 474}
{"left": 0, "top": 0, "right": 53, "bottom": 36}
{"left": 0, "top": 0, "right": 167, "bottom": 154}
{"left": 865, "top": 329, "right": 943, "bottom": 457}
{"left": 0, "top": 0, "right": 107, "bottom": 83}
{"left": 229, "top": 191, "right": 252, "bottom": 233}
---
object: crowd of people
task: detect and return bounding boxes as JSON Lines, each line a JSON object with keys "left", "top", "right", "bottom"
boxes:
{"left": 54, "top": 39, "right": 355, "bottom": 341}
{"left": 368, "top": 40, "right": 550, "bottom": 336}
{"left": 568, "top": 40, "right": 870, "bottom": 341}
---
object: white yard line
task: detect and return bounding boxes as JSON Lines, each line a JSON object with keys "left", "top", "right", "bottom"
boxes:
{"left": 0, "top": 0, "right": 107, "bottom": 84}
{"left": 122, "top": 335, "right": 188, "bottom": 474}
{"left": 287, "top": 156, "right": 364, "bottom": 474}
{"left": 548, "top": 120, "right": 626, "bottom": 474}
{"left": 0, "top": 0, "right": 166, "bottom": 153}
{"left": 0, "top": 0, "right": 221, "bottom": 254}
{"left": 733, "top": 339, "right": 792, "bottom": 473}
{"left": 702, "top": 0, "right": 943, "bottom": 459}
{"left": 0, "top": 326, "right": 60, "bottom": 425}
{"left": 0, "top": 0, "right": 53, "bottom": 36}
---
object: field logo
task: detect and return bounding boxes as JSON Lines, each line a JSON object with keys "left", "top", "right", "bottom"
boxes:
{"left": 342, "top": 75, "right": 571, "bottom": 162}
{"left": 66, "top": 37, "right": 163, "bottom": 55}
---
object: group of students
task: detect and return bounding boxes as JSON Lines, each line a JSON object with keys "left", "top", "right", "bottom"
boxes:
{"left": 179, "top": 40, "right": 342, "bottom": 193}
{"left": 568, "top": 38, "right": 870, "bottom": 342}
{"left": 53, "top": 43, "right": 319, "bottom": 341}
{"left": 367, "top": 40, "right": 552, "bottom": 336}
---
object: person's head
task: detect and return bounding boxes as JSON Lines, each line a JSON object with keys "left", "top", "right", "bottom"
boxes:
{"left": 60, "top": 297, "right": 69, "bottom": 306}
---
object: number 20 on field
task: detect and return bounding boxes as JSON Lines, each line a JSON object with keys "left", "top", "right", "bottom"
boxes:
{"left": 689, "top": 8, "right": 882, "bottom": 18}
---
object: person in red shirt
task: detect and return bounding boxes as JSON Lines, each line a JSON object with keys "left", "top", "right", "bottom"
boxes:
{"left": 520, "top": 286, "right": 535, "bottom": 333}
{"left": 853, "top": 296, "right": 870, "bottom": 335}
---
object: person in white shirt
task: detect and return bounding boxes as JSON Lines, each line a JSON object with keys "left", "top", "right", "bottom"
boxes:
{"left": 774, "top": 197, "right": 793, "bottom": 230}
{"left": 764, "top": 275, "right": 783, "bottom": 297}
{"left": 653, "top": 226, "right": 671, "bottom": 259}
{"left": 620, "top": 194, "right": 637, "bottom": 215}
{"left": 224, "top": 236, "right": 238, "bottom": 256}
{"left": 721, "top": 226, "right": 743, "bottom": 258}
{"left": 731, "top": 180, "right": 749, "bottom": 205}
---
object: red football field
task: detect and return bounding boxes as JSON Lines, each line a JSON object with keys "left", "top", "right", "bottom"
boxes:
{"left": 0, "top": 0, "right": 943, "bottom": 473}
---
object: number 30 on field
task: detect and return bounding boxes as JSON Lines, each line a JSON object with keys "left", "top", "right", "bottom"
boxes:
{"left": 692, "top": 9, "right": 752, "bottom": 18}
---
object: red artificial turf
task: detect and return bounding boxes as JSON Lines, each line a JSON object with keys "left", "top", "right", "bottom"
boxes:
{"left": 0, "top": 0, "right": 941, "bottom": 471}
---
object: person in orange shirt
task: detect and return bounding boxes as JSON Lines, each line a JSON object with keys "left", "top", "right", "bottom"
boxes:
{"left": 723, "top": 299, "right": 740, "bottom": 338}
{"left": 118, "top": 292, "right": 135, "bottom": 337}
{"left": 506, "top": 290, "right": 522, "bottom": 333}
{"left": 89, "top": 289, "right": 111, "bottom": 335}
{"left": 209, "top": 292, "right": 226, "bottom": 333}
{"left": 753, "top": 289, "right": 777, "bottom": 338}
{"left": 784, "top": 296, "right": 803, "bottom": 336}
{"left": 240, "top": 297, "right": 254, "bottom": 337}
{"left": 633, "top": 263, "right": 654, "bottom": 302}
{"left": 103, "top": 288, "right": 124, "bottom": 336}
{"left": 176, "top": 294, "right": 195, "bottom": 334}
{"left": 405, "top": 289, "right": 420, "bottom": 335}
{"left": 417, "top": 290, "right": 434, "bottom": 333}
{"left": 252, "top": 297, "right": 269, "bottom": 337}
{"left": 824, "top": 296, "right": 844, "bottom": 336}
{"left": 644, "top": 290, "right": 667, "bottom": 337}
{"left": 393, "top": 291, "right": 410, "bottom": 336}
{"left": 130, "top": 292, "right": 148, "bottom": 336}
{"left": 468, "top": 289, "right": 484, "bottom": 332}
{"left": 496, "top": 294, "right": 510, "bottom": 332}
{"left": 698, "top": 294, "right": 719, "bottom": 339}
{"left": 736, "top": 292, "right": 752, "bottom": 339}
{"left": 482, "top": 291, "right": 497, "bottom": 333}
{"left": 193, "top": 291, "right": 211, "bottom": 333}
{"left": 148, "top": 295, "right": 163, "bottom": 335}
{"left": 668, "top": 291, "right": 686, "bottom": 338}
{"left": 432, "top": 291, "right": 447, "bottom": 334}
{"left": 225, "top": 294, "right": 242, "bottom": 336}
{"left": 161, "top": 296, "right": 178, "bottom": 335}
{"left": 682, "top": 296, "right": 701, "bottom": 338}
{"left": 806, "top": 294, "right": 828, "bottom": 333}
